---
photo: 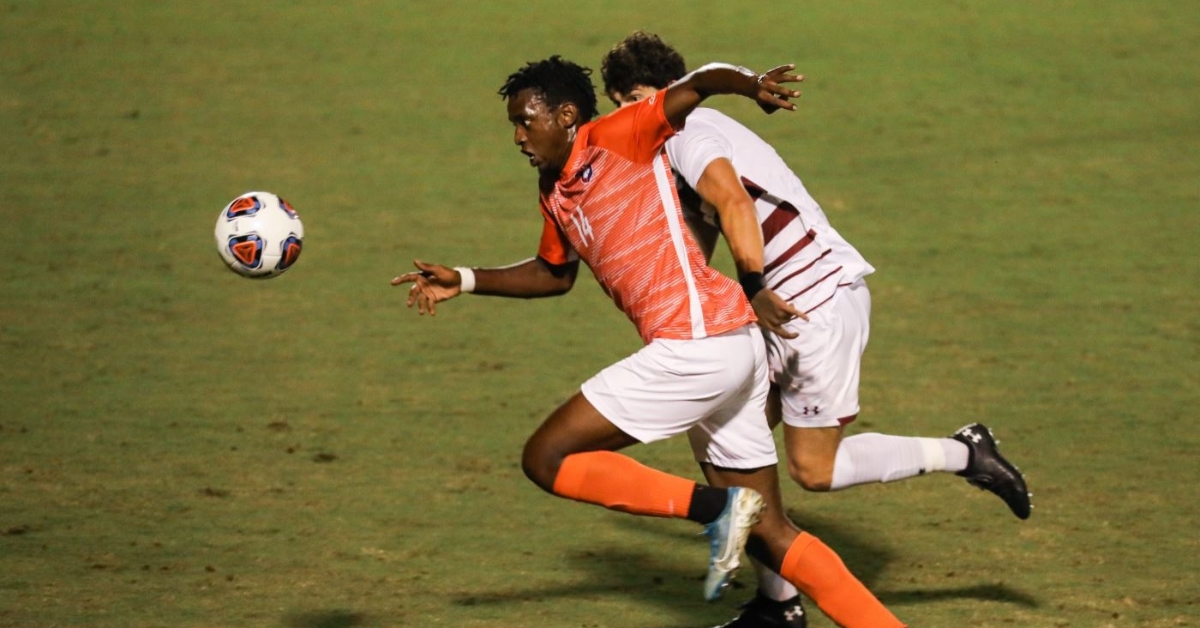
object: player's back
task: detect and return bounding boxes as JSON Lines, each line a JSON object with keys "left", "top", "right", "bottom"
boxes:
{"left": 667, "top": 107, "right": 874, "bottom": 314}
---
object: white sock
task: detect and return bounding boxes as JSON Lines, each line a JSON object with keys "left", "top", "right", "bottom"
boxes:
{"left": 829, "top": 433, "right": 970, "bottom": 490}
{"left": 753, "top": 557, "right": 800, "bottom": 601}
{"left": 940, "top": 437, "right": 970, "bottom": 472}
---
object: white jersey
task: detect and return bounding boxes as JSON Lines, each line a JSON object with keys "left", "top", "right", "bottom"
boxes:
{"left": 667, "top": 107, "right": 874, "bottom": 314}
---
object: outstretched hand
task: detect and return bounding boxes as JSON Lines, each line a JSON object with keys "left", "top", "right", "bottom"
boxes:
{"left": 391, "top": 259, "right": 462, "bottom": 316}
{"left": 751, "top": 288, "right": 807, "bottom": 339}
{"left": 754, "top": 64, "right": 803, "bottom": 114}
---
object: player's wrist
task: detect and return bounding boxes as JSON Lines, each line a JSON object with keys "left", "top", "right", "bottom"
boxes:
{"left": 738, "top": 271, "right": 766, "bottom": 301}
{"left": 455, "top": 267, "right": 476, "bottom": 293}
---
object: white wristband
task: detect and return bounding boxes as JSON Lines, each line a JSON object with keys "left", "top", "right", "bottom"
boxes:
{"left": 454, "top": 267, "right": 476, "bottom": 293}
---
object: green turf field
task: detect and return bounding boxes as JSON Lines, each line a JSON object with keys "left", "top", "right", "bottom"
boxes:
{"left": 2, "top": 1, "right": 1198, "bottom": 626}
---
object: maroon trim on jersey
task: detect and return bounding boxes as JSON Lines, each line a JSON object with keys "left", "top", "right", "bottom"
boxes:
{"left": 741, "top": 176, "right": 801, "bottom": 245}
{"left": 761, "top": 204, "right": 800, "bottom": 245}
{"left": 783, "top": 266, "right": 844, "bottom": 304}
{"left": 769, "top": 248, "right": 832, "bottom": 291}
{"left": 764, "top": 229, "right": 817, "bottom": 275}
{"left": 740, "top": 176, "right": 767, "bottom": 200}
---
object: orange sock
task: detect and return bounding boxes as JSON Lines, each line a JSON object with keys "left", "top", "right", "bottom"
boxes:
{"left": 780, "top": 532, "right": 906, "bottom": 628}
{"left": 552, "top": 451, "right": 695, "bottom": 518}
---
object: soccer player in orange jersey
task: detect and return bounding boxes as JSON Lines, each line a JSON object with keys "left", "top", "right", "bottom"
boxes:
{"left": 393, "top": 56, "right": 905, "bottom": 628}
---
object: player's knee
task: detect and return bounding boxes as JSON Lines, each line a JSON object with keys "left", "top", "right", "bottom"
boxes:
{"left": 787, "top": 457, "right": 834, "bottom": 492}
{"left": 520, "top": 438, "right": 560, "bottom": 493}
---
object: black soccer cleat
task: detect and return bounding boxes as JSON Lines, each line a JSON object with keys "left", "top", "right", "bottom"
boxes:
{"left": 711, "top": 592, "right": 807, "bottom": 628}
{"left": 952, "top": 423, "right": 1032, "bottom": 520}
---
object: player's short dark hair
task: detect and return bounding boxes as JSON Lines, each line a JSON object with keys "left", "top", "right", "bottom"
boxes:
{"left": 600, "top": 31, "right": 687, "bottom": 98}
{"left": 498, "top": 55, "right": 598, "bottom": 123}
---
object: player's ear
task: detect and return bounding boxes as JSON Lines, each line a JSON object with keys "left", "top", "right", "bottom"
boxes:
{"left": 556, "top": 102, "right": 579, "bottom": 129}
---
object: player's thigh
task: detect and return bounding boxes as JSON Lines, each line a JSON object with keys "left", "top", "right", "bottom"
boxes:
{"left": 526, "top": 392, "right": 639, "bottom": 457}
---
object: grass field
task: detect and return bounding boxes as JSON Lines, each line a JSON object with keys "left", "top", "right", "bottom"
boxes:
{"left": 2, "top": 1, "right": 1198, "bottom": 627}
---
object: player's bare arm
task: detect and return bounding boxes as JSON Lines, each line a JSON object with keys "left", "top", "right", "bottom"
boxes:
{"left": 694, "top": 158, "right": 806, "bottom": 338}
{"left": 662, "top": 63, "right": 801, "bottom": 130}
{"left": 391, "top": 257, "right": 578, "bottom": 315}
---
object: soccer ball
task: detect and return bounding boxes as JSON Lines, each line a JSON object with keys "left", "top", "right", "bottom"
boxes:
{"left": 214, "top": 191, "right": 304, "bottom": 278}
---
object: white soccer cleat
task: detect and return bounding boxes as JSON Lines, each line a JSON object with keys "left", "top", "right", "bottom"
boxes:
{"left": 702, "top": 487, "right": 766, "bottom": 601}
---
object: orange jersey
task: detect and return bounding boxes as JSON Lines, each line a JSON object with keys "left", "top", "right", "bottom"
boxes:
{"left": 536, "top": 90, "right": 754, "bottom": 344}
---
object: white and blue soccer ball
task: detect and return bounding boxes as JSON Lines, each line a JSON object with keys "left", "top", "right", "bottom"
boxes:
{"left": 214, "top": 191, "right": 304, "bottom": 279}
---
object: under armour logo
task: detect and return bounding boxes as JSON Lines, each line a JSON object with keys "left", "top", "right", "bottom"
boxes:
{"left": 959, "top": 427, "right": 982, "bottom": 443}
{"left": 801, "top": 406, "right": 820, "bottom": 416}
{"left": 784, "top": 605, "right": 805, "bottom": 621}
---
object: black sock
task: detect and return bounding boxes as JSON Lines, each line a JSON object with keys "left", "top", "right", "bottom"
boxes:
{"left": 686, "top": 485, "right": 729, "bottom": 524}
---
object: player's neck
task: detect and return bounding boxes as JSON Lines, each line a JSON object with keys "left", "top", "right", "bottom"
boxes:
{"left": 538, "top": 170, "right": 559, "bottom": 192}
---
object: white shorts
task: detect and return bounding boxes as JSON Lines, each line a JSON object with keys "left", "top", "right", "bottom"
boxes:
{"left": 581, "top": 324, "right": 776, "bottom": 470}
{"left": 765, "top": 278, "right": 871, "bottom": 428}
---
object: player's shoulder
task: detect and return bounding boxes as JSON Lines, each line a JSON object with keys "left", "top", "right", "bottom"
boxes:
{"left": 687, "top": 107, "right": 746, "bottom": 131}
{"left": 674, "top": 107, "right": 754, "bottom": 145}
{"left": 587, "top": 94, "right": 668, "bottom": 147}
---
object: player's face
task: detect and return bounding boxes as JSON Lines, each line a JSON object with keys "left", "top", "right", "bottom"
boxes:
{"left": 507, "top": 88, "right": 574, "bottom": 176}
{"left": 609, "top": 85, "right": 658, "bottom": 108}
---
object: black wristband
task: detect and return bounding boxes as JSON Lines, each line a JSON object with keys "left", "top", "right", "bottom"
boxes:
{"left": 738, "top": 271, "right": 766, "bottom": 300}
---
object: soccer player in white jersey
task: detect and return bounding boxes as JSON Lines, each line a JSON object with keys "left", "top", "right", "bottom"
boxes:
{"left": 395, "top": 56, "right": 906, "bottom": 628}
{"left": 602, "top": 31, "right": 1032, "bottom": 628}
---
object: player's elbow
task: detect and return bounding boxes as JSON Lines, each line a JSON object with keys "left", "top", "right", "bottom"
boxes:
{"left": 533, "top": 259, "right": 577, "bottom": 297}
{"left": 543, "top": 274, "right": 574, "bottom": 296}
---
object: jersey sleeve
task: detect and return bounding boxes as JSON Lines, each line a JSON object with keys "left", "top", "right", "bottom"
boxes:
{"left": 665, "top": 113, "right": 734, "bottom": 191}
{"left": 536, "top": 204, "right": 577, "bottom": 265}
{"left": 586, "top": 89, "right": 675, "bottom": 163}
